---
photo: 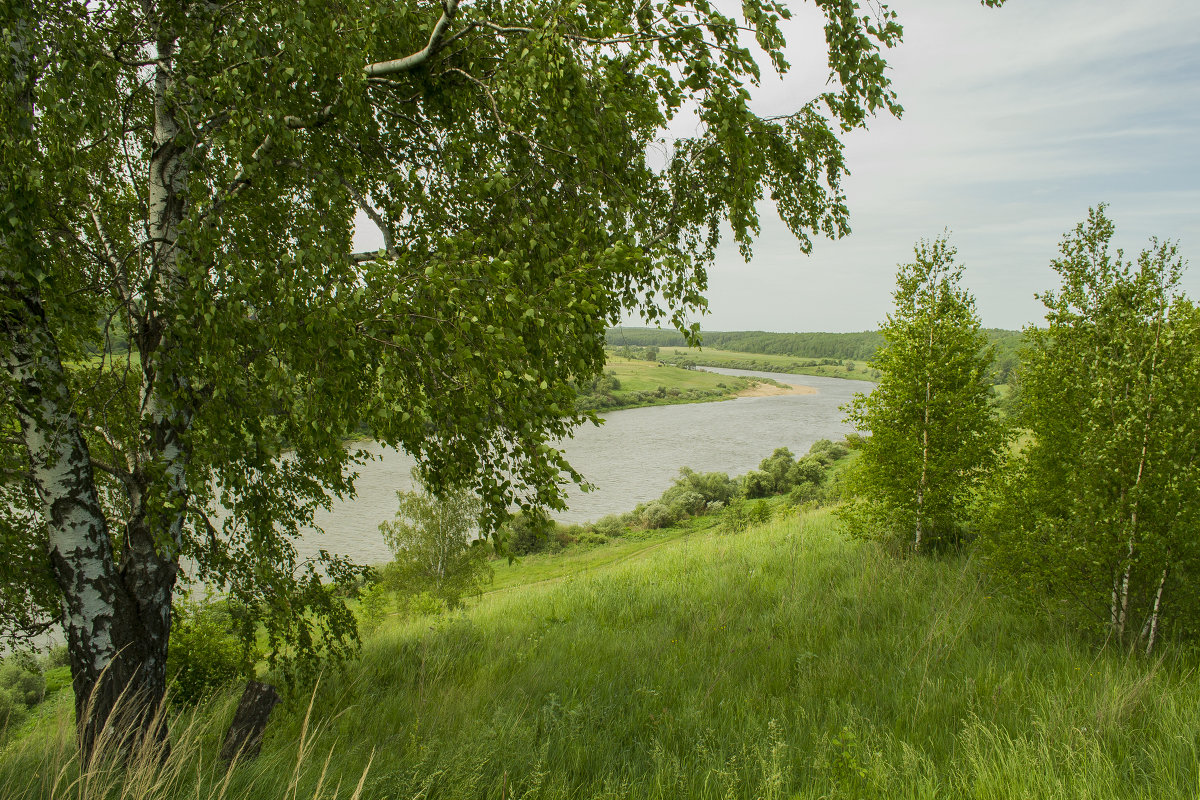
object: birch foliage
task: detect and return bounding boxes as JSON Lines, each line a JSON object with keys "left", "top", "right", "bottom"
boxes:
{"left": 842, "top": 237, "right": 1002, "bottom": 552}
{"left": 980, "top": 207, "right": 1199, "bottom": 653}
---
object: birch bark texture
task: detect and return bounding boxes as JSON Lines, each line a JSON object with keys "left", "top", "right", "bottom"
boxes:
{"left": 841, "top": 236, "right": 1002, "bottom": 552}
{"left": 1, "top": 0, "right": 1008, "bottom": 757}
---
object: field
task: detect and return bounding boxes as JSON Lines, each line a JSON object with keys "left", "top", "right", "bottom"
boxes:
{"left": 603, "top": 355, "right": 752, "bottom": 394}
{"left": 4, "top": 507, "right": 1198, "bottom": 799}
{"left": 657, "top": 347, "right": 877, "bottom": 381}
{"left": 578, "top": 356, "right": 778, "bottom": 411}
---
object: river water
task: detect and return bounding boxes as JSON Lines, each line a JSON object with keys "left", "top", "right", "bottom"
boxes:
{"left": 304, "top": 368, "right": 871, "bottom": 566}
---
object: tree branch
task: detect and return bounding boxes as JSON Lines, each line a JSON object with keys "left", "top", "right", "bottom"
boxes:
{"left": 345, "top": 184, "right": 394, "bottom": 253}
{"left": 364, "top": 0, "right": 461, "bottom": 77}
{"left": 90, "top": 456, "right": 132, "bottom": 485}
{"left": 87, "top": 204, "right": 132, "bottom": 308}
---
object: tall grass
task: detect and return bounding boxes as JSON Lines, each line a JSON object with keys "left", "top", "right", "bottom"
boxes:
{"left": 4, "top": 509, "right": 1198, "bottom": 797}
{"left": 0, "top": 682, "right": 371, "bottom": 800}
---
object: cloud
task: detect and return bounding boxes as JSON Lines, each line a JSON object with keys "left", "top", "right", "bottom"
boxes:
{"left": 690, "top": 0, "right": 1200, "bottom": 332}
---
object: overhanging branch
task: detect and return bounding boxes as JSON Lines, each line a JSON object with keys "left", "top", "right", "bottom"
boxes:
{"left": 364, "top": 0, "right": 461, "bottom": 77}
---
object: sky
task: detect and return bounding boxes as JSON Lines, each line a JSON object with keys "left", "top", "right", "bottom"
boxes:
{"left": 698, "top": 0, "right": 1200, "bottom": 332}
{"left": 355, "top": 0, "right": 1200, "bottom": 333}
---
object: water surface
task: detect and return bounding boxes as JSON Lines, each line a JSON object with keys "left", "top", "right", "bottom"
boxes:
{"left": 306, "top": 368, "right": 871, "bottom": 565}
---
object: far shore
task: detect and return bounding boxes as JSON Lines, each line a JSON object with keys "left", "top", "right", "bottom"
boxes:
{"left": 737, "top": 381, "right": 817, "bottom": 398}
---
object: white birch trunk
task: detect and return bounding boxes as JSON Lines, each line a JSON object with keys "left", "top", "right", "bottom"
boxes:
{"left": 1145, "top": 564, "right": 1167, "bottom": 656}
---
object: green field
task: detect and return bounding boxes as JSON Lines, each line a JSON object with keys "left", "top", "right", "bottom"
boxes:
{"left": 604, "top": 355, "right": 750, "bottom": 393}
{"left": 577, "top": 355, "right": 768, "bottom": 411}
{"left": 5, "top": 506, "right": 1198, "bottom": 799}
{"left": 657, "top": 346, "right": 877, "bottom": 381}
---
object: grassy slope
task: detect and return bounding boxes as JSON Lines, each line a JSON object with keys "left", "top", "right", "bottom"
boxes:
{"left": 657, "top": 346, "right": 877, "bottom": 382}
{"left": 7, "top": 509, "right": 1196, "bottom": 799}
{"left": 604, "top": 356, "right": 747, "bottom": 393}
{"left": 587, "top": 356, "right": 764, "bottom": 410}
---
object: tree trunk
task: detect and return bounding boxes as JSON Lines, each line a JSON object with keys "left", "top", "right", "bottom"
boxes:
{"left": 914, "top": 322, "right": 934, "bottom": 553}
{"left": 1, "top": 284, "right": 169, "bottom": 761}
{"left": 220, "top": 681, "right": 281, "bottom": 762}
{"left": 1112, "top": 308, "right": 1163, "bottom": 644}
{"left": 2, "top": 2, "right": 163, "bottom": 761}
{"left": 1145, "top": 563, "right": 1167, "bottom": 656}
{"left": 1, "top": 7, "right": 191, "bottom": 760}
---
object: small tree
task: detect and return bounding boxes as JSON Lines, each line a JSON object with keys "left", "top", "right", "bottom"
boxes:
{"left": 842, "top": 236, "right": 1002, "bottom": 551}
{"left": 379, "top": 481, "right": 492, "bottom": 611}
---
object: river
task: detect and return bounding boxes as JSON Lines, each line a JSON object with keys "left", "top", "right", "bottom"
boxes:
{"left": 304, "top": 368, "right": 871, "bottom": 566}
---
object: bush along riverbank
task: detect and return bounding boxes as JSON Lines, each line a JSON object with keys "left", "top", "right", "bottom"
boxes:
{"left": 5, "top": 436, "right": 1200, "bottom": 798}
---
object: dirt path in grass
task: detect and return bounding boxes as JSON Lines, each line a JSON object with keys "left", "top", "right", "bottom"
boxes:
{"left": 477, "top": 528, "right": 703, "bottom": 600}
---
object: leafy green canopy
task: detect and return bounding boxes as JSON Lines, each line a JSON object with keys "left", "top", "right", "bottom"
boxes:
{"left": 980, "top": 207, "right": 1200, "bottom": 650}
{"left": 1, "top": 0, "right": 1004, "bottom": 676}
{"left": 379, "top": 479, "right": 491, "bottom": 610}
{"left": 842, "top": 237, "right": 1002, "bottom": 550}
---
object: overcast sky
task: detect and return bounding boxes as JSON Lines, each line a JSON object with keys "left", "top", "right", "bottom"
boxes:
{"left": 700, "top": 0, "right": 1200, "bottom": 332}
{"left": 355, "top": 0, "right": 1200, "bottom": 333}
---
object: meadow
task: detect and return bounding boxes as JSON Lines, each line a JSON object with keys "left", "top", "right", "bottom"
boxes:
{"left": 656, "top": 347, "right": 877, "bottom": 382}
{"left": 3, "top": 505, "right": 1197, "bottom": 799}
{"left": 575, "top": 355, "right": 786, "bottom": 411}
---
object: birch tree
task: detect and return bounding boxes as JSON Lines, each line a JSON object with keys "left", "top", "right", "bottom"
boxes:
{"left": 842, "top": 236, "right": 1002, "bottom": 552}
{"left": 981, "top": 207, "right": 1199, "bottom": 652}
{"left": 379, "top": 480, "right": 490, "bottom": 610}
{"left": 1, "top": 0, "right": 1007, "bottom": 757}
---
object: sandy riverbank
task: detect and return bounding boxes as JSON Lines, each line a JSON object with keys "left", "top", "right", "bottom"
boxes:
{"left": 737, "top": 381, "right": 817, "bottom": 398}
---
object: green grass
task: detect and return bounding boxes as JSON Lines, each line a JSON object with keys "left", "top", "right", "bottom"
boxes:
{"left": 582, "top": 356, "right": 768, "bottom": 410}
{"left": 485, "top": 520, "right": 714, "bottom": 594}
{"left": 603, "top": 356, "right": 752, "bottom": 394}
{"left": 657, "top": 346, "right": 877, "bottom": 381}
{"left": 5, "top": 508, "right": 1198, "bottom": 798}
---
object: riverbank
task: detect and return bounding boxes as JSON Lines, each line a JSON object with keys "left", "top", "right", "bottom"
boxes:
{"left": 577, "top": 355, "right": 802, "bottom": 411}
{"left": 736, "top": 381, "right": 815, "bottom": 398}
{"left": 657, "top": 345, "right": 878, "bottom": 381}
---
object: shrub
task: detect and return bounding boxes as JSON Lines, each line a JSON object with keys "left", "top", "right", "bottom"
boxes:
{"left": 504, "top": 511, "right": 554, "bottom": 555}
{"left": 167, "top": 599, "right": 244, "bottom": 706}
{"left": 357, "top": 579, "right": 393, "bottom": 634}
{"left": 592, "top": 514, "right": 625, "bottom": 538}
{"left": 758, "top": 447, "right": 798, "bottom": 493}
{"left": 723, "top": 500, "right": 750, "bottom": 533}
{"left": 658, "top": 484, "right": 706, "bottom": 517}
{"left": 809, "top": 439, "right": 849, "bottom": 461}
{"left": 788, "top": 482, "right": 824, "bottom": 507}
{"left": 746, "top": 499, "right": 773, "bottom": 525}
{"left": 0, "top": 654, "right": 45, "bottom": 708}
{"left": 46, "top": 645, "right": 69, "bottom": 669}
{"left": 789, "top": 456, "right": 826, "bottom": 486}
{"left": 673, "top": 467, "right": 737, "bottom": 505}
{"left": 0, "top": 689, "right": 26, "bottom": 733}
{"left": 742, "top": 470, "right": 774, "bottom": 499}
{"left": 641, "top": 502, "right": 679, "bottom": 530}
